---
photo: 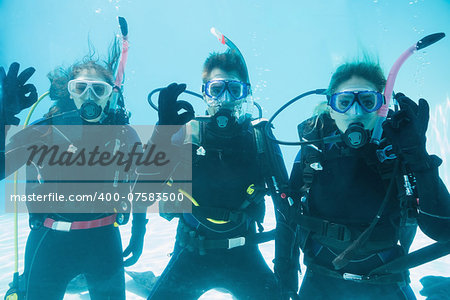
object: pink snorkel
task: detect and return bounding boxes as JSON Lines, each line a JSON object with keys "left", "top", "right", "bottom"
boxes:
{"left": 370, "top": 32, "right": 445, "bottom": 144}
{"left": 114, "top": 16, "right": 129, "bottom": 90}
{"left": 107, "top": 16, "right": 129, "bottom": 121}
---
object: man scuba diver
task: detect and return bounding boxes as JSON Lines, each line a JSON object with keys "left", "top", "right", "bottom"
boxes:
{"left": 281, "top": 60, "right": 450, "bottom": 299}
{"left": 142, "top": 48, "right": 288, "bottom": 299}
{"left": 2, "top": 56, "right": 147, "bottom": 299}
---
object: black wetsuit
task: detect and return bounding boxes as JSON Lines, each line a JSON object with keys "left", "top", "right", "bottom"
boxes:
{"left": 288, "top": 114, "right": 450, "bottom": 300}
{"left": 147, "top": 118, "right": 286, "bottom": 300}
{"left": 23, "top": 222, "right": 125, "bottom": 299}
{"left": 6, "top": 113, "right": 141, "bottom": 300}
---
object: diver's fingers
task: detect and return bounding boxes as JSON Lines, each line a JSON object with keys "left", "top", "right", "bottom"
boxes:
{"left": 6, "top": 62, "right": 20, "bottom": 82}
{"left": 176, "top": 100, "right": 195, "bottom": 125}
{"left": 160, "top": 83, "right": 179, "bottom": 106}
{"left": 397, "top": 94, "right": 418, "bottom": 116}
{"left": 174, "top": 83, "right": 187, "bottom": 98}
{"left": 22, "top": 84, "right": 38, "bottom": 108}
{"left": 166, "top": 83, "right": 186, "bottom": 103}
{"left": 17, "top": 67, "right": 36, "bottom": 86}
{"left": 178, "top": 111, "right": 194, "bottom": 125}
{"left": 0, "top": 66, "right": 6, "bottom": 82}
{"left": 417, "top": 98, "right": 430, "bottom": 132}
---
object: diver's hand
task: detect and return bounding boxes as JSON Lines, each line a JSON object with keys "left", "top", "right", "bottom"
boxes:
{"left": 0, "top": 62, "right": 38, "bottom": 125}
{"left": 383, "top": 93, "right": 432, "bottom": 171}
{"left": 123, "top": 213, "right": 148, "bottom": 267}
{"left": 158, "top": 83, "right": 194, "bottom": 126}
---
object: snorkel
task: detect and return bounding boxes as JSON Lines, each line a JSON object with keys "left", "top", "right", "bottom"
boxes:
{"left": 107, "top": 16, "right": 130, "bottom": 124}
{"left": 114, "top": 17, "right": 129, "bottom": 90}
{"left": 207, "top": 28, "right": 252, "bottom": 130}
{"left": 210, "top": 27, "right": 251, "bottom": 87}
{"left": 370, "top": 32, "right": 445, "bottom": 144}
{"left": 147, "top": 28, "right": 263, "bottom": 120}
{"left": 266, "top": 32, "right": 446, "bottom": 149}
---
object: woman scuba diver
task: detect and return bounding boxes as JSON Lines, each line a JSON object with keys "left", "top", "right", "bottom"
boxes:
{"left": 280, "top": 59, "right": 450, "bottom": 300}
{"left": 2, "top": 40, "right": 147, "bottom": 299}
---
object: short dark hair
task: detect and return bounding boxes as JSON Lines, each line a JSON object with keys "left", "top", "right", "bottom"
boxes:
{"left": 202, "top": 50, "right": 249, "bottom": 83}
{"left": 326, "top": 60, "right": 386, "bottom": 96}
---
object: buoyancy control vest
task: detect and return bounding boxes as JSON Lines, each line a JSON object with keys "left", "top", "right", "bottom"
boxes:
{"left": 293, "top": 114, "right": 419, "bottom": 257}
{"left": 11, "top": 115, "right": 141, "bottom": 227}
{"left": 165, "top": 117, "right": 289, "bottom": 241}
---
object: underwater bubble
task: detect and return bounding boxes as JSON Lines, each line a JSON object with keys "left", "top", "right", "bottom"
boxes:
{"left": 429, "top": 98, "right": 450, "bottom": 185}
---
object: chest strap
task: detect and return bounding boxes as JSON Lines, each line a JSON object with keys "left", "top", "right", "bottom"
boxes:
{"left": 307, "top": 263, "right": 409, "bottom": 285}
{"left": 295, "top": 214, "right": 352, "bottom": 242}
{"left": 179, "top": 228, "right": 275, "bottom": 255}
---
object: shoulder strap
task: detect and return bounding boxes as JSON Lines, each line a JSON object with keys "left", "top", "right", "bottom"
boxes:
{"left": 297, "top": 117, "right": 324, "bottom": 195}
{"left": 251, "top": 118, "right": 266, "bottom": 155}
{"left": 179, "top": 119, "right": 202, "bottom": 147}
{"left": 251, "top": 118, "right": 289, "bottom": 194}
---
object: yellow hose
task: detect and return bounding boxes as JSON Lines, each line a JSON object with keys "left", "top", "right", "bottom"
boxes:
{"left": 176, "top": 187, "right": 230, "bottom": 225}
{"left": 13, "top": 91, "right": 49, "bottom": 273}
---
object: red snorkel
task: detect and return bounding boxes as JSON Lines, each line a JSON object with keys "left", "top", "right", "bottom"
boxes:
{"left": 370, "top": 32, "right": 445, "bottom": 144}
{"left": 210, "top": 27, "right": 251, "bottom": 87}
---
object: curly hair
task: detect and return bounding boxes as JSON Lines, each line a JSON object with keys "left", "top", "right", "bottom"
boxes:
{"left": 45, "top": 37, "right": 121, "bottom": 118}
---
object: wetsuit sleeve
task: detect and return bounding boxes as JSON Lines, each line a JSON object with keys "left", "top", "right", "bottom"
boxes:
{"left": 260, "top": 124, "right": 290, "bottom": 215}
{"left": 414, "top": 155, "right": 450, "bottom": 241}
{"left": 257, "top": 122, "right": 289, "bottom": 217}
{"left": 289, "top": 150, "right": 305, "bottom": 203}
{"left": 1, "top": 80, "right": 4, "bottom": 179}
{"left": 0, "top": 104, "right": 5, "bottom": 179}
{"left": 132, "top": 125, "right": 188, "bottom": 209}
{"left": 260, "top": 123, "right": 300, "bottom": 294}
{"left": 2, "top": 123, "right": 55, "bottom": 180}
{"left": 2, "top": 126, "right": 46, "bottom": 180}
{"left": 287, "top": 148, "right": 304, "bottom": 246}
{"left": 1, "top": 125, "right": 7, "bottom": 180}
{"left": 2, "top": 123, "right": 28, "bottom": 181}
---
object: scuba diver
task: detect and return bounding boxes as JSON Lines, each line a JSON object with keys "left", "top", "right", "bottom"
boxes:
{"left": 141, "top": 46, "right": 288, "bottom": 299}
{"left": 2, "top": 48, "right": 147, "bottom": 299}
{"left": 279, "top": 60, "right": 450, "bottom": 299}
